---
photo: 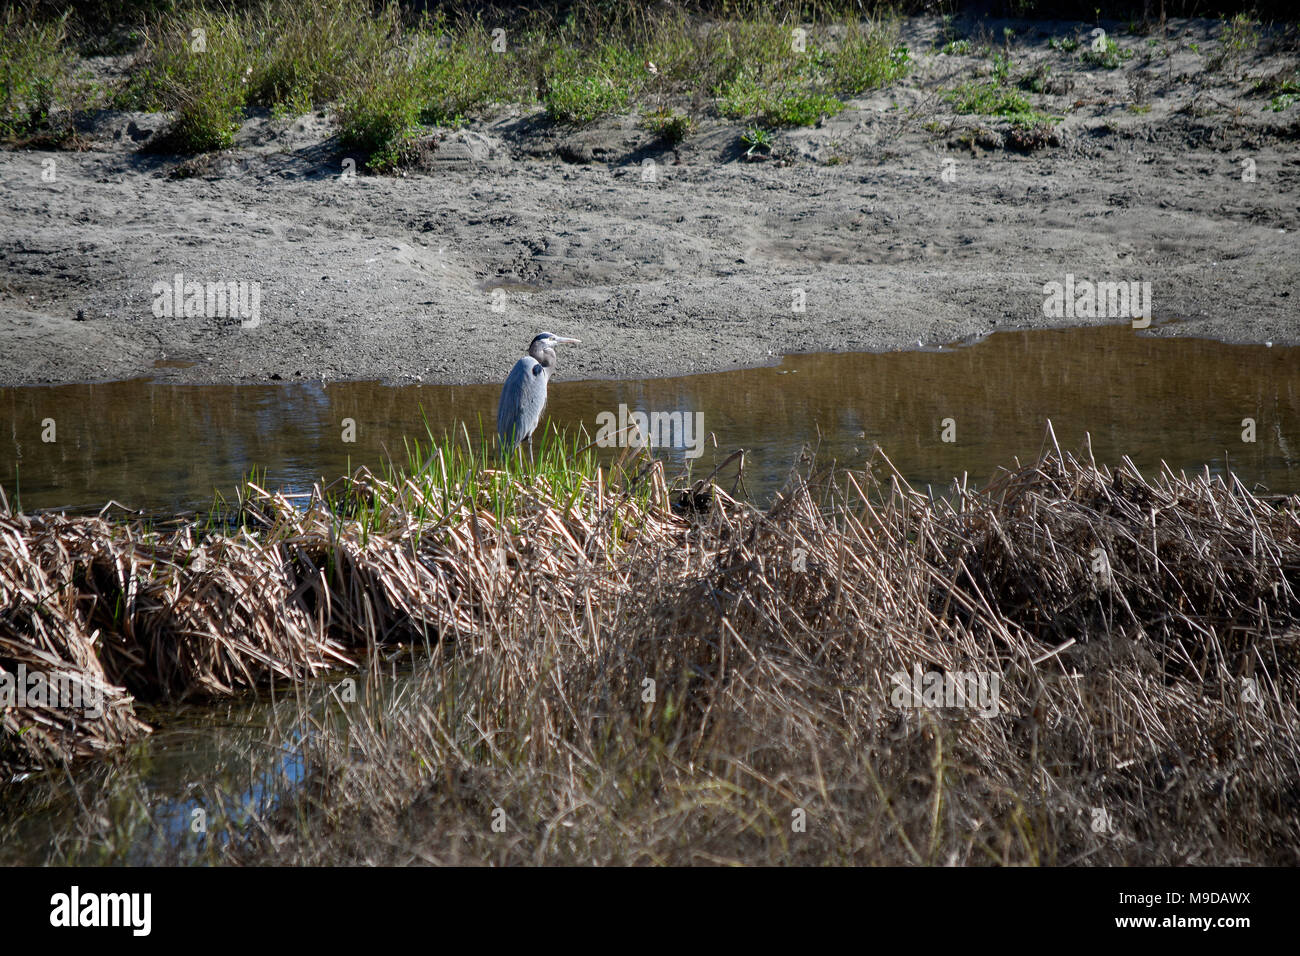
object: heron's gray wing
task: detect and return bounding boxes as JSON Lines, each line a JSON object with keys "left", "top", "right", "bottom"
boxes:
{"left": 498, "top": 357, "right": 547, "bottom": 447}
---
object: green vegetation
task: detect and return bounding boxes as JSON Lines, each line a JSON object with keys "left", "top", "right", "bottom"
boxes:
{"left": 4, "top": 0, "right": 905, "bottom": 165}
{"left": 934, "top": 33, "right": 1060, "bottom": 138}
{"left": 740, "top": 125, "right": 773, "bottom": 156}
{"left": 946, "top": 81, "right": 1029, "bottom": 116}
{"left": 719, "top": 76, "right": 844, "bottom": 127}
{"left": 1265, "top": 82, "right": 1299, "bottom": 111}
{"left": 541, "top": 43, "right": 642, "bottom": 124}
{"left": 945, "top": 81, "right": 1058, "bottom": 130}
{"left": 143, "top": 9, "right": 251, "bottom": 152}
{"left": 1081, "top": 35, "right": 1133, "bottom": 70}
{"left": 641, "top": 107, "right": 696, "bottom": 143}
{"left": 1209, "top": 12, "right": 1260, "bottom": 76}
{"left": 1018, "top": 62, "right": 1052, "bottom": 94}
{"left": 991, "top": 51, "right": 1012, "bottom": 84}
{"left": 545, "top": 74, "right": 630, "bottom": 124}
{"left": 830, "top": 34, "right": 911, "bottom": 95}
{"left": 0, "top": 9, "right": 78, "bottom": 142}
{"left": 1250, "top": 70, "right": 1299, "bottom": 112}
{"left": 6, "top": 1, "right": 1285, "bottom": 167}
{"left": 336, "top": 70, "right": 425, "bottom": 172}
{"left": 713, "top": 22, "right": 905, "bottom": 127}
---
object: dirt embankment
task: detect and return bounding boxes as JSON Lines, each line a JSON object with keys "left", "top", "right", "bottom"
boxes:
{"left": 0, "top": 16, "right": 1297, "bottom": 387}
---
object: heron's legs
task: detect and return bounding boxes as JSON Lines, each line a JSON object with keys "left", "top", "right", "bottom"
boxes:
{"left": 506, "top": 434, "right": 534, "bottom": 470}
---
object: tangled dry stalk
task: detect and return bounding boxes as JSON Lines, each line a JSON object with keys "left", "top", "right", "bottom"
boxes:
{"left": 2, "top": 433, "right": 1298, "bottom": 864}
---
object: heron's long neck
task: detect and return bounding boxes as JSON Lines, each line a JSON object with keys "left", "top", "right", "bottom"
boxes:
{"left": 530, "top": 343, "right": 556, "bottom": 369}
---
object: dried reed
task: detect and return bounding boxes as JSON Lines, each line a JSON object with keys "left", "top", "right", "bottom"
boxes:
{"left": 3, "top": 436, "right": 1298, "bottom": 864}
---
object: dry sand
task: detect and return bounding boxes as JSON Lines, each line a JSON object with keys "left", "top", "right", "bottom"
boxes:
{"left": 0, "top": 16, "right": 1296, "bottom": 386}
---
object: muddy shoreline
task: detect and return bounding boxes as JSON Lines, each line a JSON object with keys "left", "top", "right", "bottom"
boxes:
{"left": 1, "top": 15, "right": 1296, "bottom": 388}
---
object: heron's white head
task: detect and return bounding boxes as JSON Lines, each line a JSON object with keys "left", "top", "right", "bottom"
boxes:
{"left": 532, "top": 332, "right": 581, "bottom": 350}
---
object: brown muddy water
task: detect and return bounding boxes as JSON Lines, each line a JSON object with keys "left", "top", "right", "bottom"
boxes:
{"left": 2, "top": 323, "right": 1298, "bottom": 861}
{"left": 2, "top": 323, "right": 1299, "bottom": 517}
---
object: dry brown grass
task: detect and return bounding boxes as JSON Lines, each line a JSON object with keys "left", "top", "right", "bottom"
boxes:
{"left": 3, "top": 433, "right": 1299, "bottom": 864}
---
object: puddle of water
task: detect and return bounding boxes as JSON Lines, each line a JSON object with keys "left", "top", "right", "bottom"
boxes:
{"left": 3, "top": 324, "right": 1297, "bottom": 515}
{"left": 1, "top": 692, "right": 306, "bottom": 864}
{"left": 1, "top": 657, "right": 428, "bottom": 865}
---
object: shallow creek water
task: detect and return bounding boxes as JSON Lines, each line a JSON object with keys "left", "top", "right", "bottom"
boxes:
{"left": 3, "top": 324, "right": 1298, "bottom": 515}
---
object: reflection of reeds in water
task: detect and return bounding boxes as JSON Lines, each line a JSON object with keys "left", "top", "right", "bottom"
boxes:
{"left": 3, "top": 427, "right": 1300, "bottom": 864}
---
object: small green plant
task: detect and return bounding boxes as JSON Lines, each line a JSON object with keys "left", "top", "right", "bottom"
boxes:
{"left": 1209, "top": 13, "right": 1260, "bottom": 77}
{"left": 545, "top": 74, "right": 624, "bottom": 125}
{"left": 1259, "top": 74, "right": 1300, "bottom": 111}
{"left": 945, "top": 81, "right": 1059, "bottom": 130}
{"left": 337, "top": 68, "right": 424, "bottom": 171}
{"left": 719, "top": 74, "right": 842, "bottom": 128}
{"left": 545, "top": 74, "right": 630, "bottom": 124}
{"left": 740, "top": 125, "right": 773, "bottom": 156}
{"left": 1018, "top": 63, "right": 1051, "bottom": 94}
{"left": 717, "top": 71, "right": 766, "bottom": 119}
{"left": 991, "top": 52, "right": 1012, "bottom": 84}
{"left": 938, "top": 13, "right": 960, "bottom": 45}
{"left": 641, "top": 107, "right": 695, "bottom": 143}
{"left": 713, "top": 22, "right": 905, "bottom": 127}
{"left": 941, "top": 39, "right": 971, "bottom": 56}
{"left": 410, "top": 36, "right": 508, "bottom": 127}
{"left": 765, "top": 90, "right": 843, "bottom": 126}
{"left": 542, "top": 42, "right": 641, "bottom": 125}
{"left": 1049, "top": 36, "right": 1080, "bottom": 53}
{"left": 796, "top": 44, "right": 833, "bottom": 79}
{"left": 946, "top": 81, "right": 1030, "bottom": 116}
{"left": 165, "top": 73, "right": 249, "bottom": 152}
{"left": 829, "top": 26, "right": 910, "bottom": 95}
{"left": 269, "top": 89, "right": 312, "bottom": 120}
{"left": 1081, "top": 36, "right": 1132, "bottom": 70}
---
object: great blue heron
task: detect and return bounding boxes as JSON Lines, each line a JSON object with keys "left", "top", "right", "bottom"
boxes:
{"left": 497, "top": 332, "right": 581, "bottom": 457}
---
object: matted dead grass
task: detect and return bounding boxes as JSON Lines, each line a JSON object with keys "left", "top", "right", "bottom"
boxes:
{"left": 3, "top": 434, "right": 1299, "bottom": 864}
